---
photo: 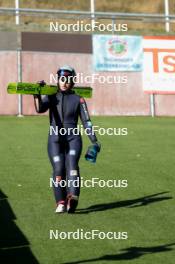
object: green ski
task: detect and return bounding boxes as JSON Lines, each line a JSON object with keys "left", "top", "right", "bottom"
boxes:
{"left": 7, "top": 82, "right": 93, "bottom": 98}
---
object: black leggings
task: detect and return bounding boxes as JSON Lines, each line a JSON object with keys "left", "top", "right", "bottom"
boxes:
{"left": 48, "top": 135, "right": 82, "bottom": 203}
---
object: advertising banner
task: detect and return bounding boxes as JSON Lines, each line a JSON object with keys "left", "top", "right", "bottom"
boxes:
{"left": 93, "top": 35, "right": 143, "bottom": 71}
{"left": 143, "top": 36, "right": 175, "bottom": 94}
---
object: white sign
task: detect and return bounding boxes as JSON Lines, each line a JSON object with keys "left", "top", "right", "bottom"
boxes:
{"left": 143, "top": 36, "right": 175, "bottom": 94}
{"left": 93, "top": 35, "right": 143, "bottom": 71}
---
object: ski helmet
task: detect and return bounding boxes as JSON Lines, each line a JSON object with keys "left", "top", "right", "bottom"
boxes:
{"left": 57, "top": 65, "right": 76, "bottom": 85}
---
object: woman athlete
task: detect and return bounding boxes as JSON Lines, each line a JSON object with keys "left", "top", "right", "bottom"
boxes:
{"left": 34, "top": 65, "right": 100, "bottom": 214}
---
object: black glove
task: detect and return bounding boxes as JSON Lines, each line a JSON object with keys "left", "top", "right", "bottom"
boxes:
{"left": 37, "top": 80, "right": 46, "bottom": 87}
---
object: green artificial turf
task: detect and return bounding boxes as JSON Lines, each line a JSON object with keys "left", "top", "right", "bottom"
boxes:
{"left": 0, "top": 116, "right": 175, "bottom": 264}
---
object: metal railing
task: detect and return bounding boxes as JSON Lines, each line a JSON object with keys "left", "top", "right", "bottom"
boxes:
{"left": 0, "top": 7, "right": 175, "bottom": 23}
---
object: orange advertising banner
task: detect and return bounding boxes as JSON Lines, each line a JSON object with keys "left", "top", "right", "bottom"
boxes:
{"left": 143, "top": 36, "right": 175, "bottom": 94}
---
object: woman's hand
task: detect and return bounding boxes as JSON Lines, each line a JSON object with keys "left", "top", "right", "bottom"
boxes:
{"left": 93, "top": 141, "right": 101, "bottom": 152}
{"left": 37, "top": 80, "right": 46, "bottom": 87}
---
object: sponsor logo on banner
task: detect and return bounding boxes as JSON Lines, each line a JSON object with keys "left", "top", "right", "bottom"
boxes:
{"left": 108, "top": 38, "right": 127, "bottom": 57}
{"left": 143, "top": 36, "right": 175, "bottom": 94}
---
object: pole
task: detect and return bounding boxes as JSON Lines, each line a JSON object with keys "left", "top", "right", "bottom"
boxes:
{"left": 17, "top": 48, "right": 23, "bottom": 117}
{"left": 112, "top": 18, "right": 115, "bottom": 34}
{"left": 150, "top": 94, "right": 155, "bottom": 117}
{"left": 164, "top": 0, "right": 170, "bottom": 32}
{"left": 15, "top": 0, "right": 23, "bottom": 116}
{"left": 15, "top": 0, "right": 19, "bottom": 25}
{"left": 90, "top": 0, "right": 95, "bottom": 26}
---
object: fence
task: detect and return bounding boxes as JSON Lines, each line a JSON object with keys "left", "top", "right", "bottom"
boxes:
{"left": 0, "top": 4, "right": 175, "bottom": 116}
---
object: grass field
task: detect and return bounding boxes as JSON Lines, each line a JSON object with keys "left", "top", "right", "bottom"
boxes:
{"left": 0, "top": 116, "right": 175, "bottom": 264}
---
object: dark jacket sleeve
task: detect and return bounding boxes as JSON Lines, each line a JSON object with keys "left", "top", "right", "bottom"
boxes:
{"left": 79, "top": 97, "right": 97, "bottom": 143}
{"left": 34, "top": 95, "right": 50, "bottom": 113}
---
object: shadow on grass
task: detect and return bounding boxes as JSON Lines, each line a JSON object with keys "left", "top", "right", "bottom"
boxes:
{"left": 62, "top": 243, "right": 175, "bottom": 264}
{"left": 76, "top": 192, "right": 172, "bottom": 214}
{"left": 0, "top": 189, "right": 39, "bottom": 264}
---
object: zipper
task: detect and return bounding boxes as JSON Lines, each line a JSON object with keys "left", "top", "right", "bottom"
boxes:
{"left": 61, "top": 92, "right": 65, "bottom": 127}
